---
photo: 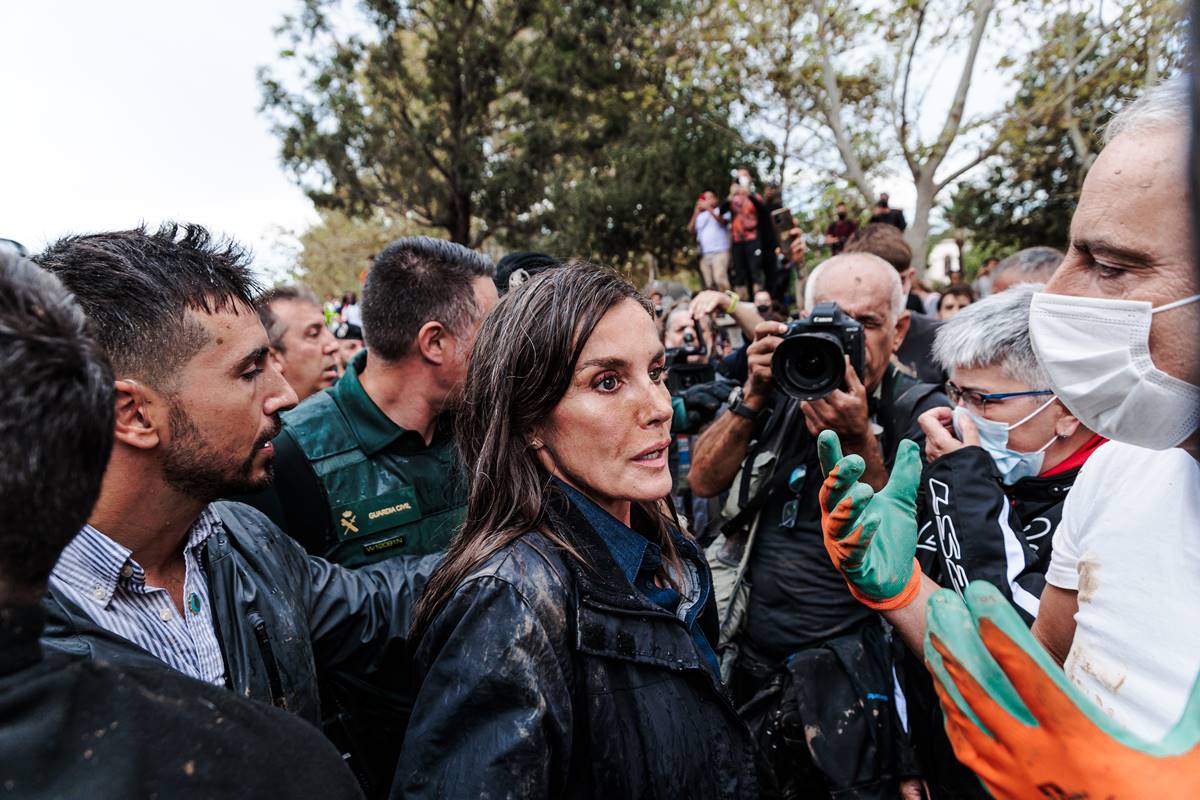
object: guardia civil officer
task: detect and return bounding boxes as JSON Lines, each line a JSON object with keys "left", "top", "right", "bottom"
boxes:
{"left": 245, "top": 237, "right": 496, "bottom": 566}
{"left": 238, "top": 236, "right": 498, "bottom": 793}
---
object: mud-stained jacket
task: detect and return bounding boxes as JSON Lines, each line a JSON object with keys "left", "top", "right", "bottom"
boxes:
{"left": 1, "top": 605, "right": 364, "bottom": 799}
{"left": 915, "top": 445, "right": 1082, "bottom": 623}
{"left": 394, "top": 499, "right": 759, "bottom": 799}
{"left": 907, "top": 443, "right": 1089, "bottom": 799}
{"left": 39, "top": 500, "right": 441, "bottom": 727}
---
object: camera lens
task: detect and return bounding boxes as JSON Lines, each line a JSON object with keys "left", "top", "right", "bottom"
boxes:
{"left": 771, "top": 333, "right": 845, "bottom": 400}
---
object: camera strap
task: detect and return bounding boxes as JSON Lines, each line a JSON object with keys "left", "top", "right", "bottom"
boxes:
{"left": 720, "top": 397, "right": 804, "bottom": 539}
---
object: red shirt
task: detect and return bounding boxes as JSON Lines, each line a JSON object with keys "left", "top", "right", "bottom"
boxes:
{"left": 1040, "top": 433, "right": 1108, "bottom": 477}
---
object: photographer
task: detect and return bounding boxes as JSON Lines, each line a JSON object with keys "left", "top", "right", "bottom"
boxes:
{"left": 690, "top": 253, "right": 948, "bottom": 799}
{"left": 662, "top": 305, "right": 733, "bottom": 541}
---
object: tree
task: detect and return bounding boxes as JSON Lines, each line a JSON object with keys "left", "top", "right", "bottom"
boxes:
{"left": 260, "top": 0, "right": 704, "bottom": 248}
{"left": 738, "top": 0, "right": 1005, "bottom": 265}
{"left": 270, "top": 208, "right": 436, "bottom": 297}
{"left": 515, "top": 5, "right": 764, "bottom": 277}
{"left": 945, "top": 0, "right": 1184, "bottom": 256}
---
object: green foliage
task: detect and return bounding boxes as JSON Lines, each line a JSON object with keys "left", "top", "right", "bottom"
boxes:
{"left": 260, "top": 0, "right": 753, "bottom": 267}
{"left": 528, "top": 91, "right": 766, "bottom": 280}
{"left": 279, "top": 209, "right": 437, "bottom": 297}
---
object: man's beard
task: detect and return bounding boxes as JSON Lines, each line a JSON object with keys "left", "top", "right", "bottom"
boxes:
{"left": 161, "top": 402, "right": 280, "bottom": 502}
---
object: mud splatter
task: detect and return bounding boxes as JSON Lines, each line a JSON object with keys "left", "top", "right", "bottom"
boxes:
{"left": 1076, "top": 551, "right": 1101, "bottom": 603}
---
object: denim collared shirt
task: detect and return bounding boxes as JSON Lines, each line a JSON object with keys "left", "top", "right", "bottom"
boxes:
{"left": 558, "top": 482, "right": 720, "bottom": 678}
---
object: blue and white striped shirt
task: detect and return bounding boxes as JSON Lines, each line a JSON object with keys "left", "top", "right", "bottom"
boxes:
{"left": 49, "top": 507, "right": 227, "bottom": 685}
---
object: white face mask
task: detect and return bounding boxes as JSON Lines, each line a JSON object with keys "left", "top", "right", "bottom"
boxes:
{"left": 1029, "top": 291, "right": 1200, "bottom": 450}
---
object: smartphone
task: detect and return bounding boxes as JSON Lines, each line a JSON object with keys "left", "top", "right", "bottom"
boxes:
{"left": 771, "top": 207, "right": 795, "bottom": 250}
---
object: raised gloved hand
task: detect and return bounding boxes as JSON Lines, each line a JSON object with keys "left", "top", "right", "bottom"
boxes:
{"left": 925, "top": 581, "right": 1200, "bottom": 799}
{"left": 816, "top": 429, "right": 923, "bottom": 610}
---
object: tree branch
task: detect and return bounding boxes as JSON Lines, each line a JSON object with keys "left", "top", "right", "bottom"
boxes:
{"left": 897, "top": 1, "right": 927, "bottom": 175}
{"left": 816, "top": 5, "right": 874, "bottom": 203}
{"left": 924, "top": 0, "right": 995, "bottom": 174}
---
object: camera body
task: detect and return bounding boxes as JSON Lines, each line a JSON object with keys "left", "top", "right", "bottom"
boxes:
{"left": 771, "top": 302, "right": 865, "bottom": 401}
{"left": 666, "top": 326, "right": 715, "bottom": 395}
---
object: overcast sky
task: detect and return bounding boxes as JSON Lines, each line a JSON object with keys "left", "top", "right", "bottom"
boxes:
{"left": 0, "top": 1, "right": 315, "bottom": 274}
{"left": 1, "top": 2, "right": 1025, "bottom": 275}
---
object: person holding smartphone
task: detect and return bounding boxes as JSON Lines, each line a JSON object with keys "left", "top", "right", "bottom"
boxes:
{"left": 689, "top": 190, "right": 732, "bottom": 292}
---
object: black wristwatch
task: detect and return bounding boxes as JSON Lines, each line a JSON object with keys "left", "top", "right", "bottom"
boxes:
{"left": 727, "top": 386, "right": 763, "bottom": 422}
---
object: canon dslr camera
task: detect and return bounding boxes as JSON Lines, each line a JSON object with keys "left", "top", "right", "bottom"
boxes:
{"left": 665, "top": 323, "right": 715, "bottom": 395}
{"left": 771, "top": 302, "right": 864, "bottom": 401}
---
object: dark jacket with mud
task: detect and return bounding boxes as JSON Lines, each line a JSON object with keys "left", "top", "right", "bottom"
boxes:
{"left": 915, "top": 444, "right": 1084, "bottom": 623}
{"left": 394, "top": 498, "right": 759, "bottom": 799}
{"left": 1, "top": 604, "right": 364, "bottom": 799}
{"left": 39, "top": 500, "right": 441, "bottom": 727}
{"left": 907, "top": 443, "right": 1090, "bottom": 798}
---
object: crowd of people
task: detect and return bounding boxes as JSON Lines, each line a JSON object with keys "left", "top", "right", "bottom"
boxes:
{"left": 1, "top": 76, "right": 1198, "bottom": 799}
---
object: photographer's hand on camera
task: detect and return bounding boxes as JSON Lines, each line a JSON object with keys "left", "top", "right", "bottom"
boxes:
{"left": 800, "top": 356, "right": 888, "bottom": 490}
{"left": 919, "top": 406, "right": 980, "bottom": 461}
{"left": 689, "top": 321, "right": 787, "bottom": 498}
{"left": 744, "top": 321, "right": 788, "bottom": 409}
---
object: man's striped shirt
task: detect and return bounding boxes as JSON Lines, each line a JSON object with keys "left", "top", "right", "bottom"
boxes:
{"left": 49, "top": 507, "right": 227, "bottom": 685}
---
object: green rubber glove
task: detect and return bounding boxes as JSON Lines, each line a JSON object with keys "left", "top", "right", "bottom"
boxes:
{"left": 924, "top": 581, "right": 1200, "bottom": 798}
{"left": 816, "top": 429, "right": 924, "bottom": 610}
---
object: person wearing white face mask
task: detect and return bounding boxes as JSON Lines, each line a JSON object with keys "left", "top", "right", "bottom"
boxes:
{"left": 812, "top": 75, "right": 1200, "bottom": 798}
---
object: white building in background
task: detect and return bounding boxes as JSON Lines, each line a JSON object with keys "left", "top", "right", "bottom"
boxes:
{"left": 925, "top": 239, "right": 960, "bottom": 285}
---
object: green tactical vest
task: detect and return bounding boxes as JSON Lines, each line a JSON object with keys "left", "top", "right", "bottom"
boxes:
{"left": 282, "top": 390, "right": 465, "bottom": 568}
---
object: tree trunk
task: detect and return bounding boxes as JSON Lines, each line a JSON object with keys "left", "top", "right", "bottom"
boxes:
{"left": 906, "top": 169, "right": 937, "bottom": 277}
{"left": 448, "top": 188, "right": 472, "bottom": 245}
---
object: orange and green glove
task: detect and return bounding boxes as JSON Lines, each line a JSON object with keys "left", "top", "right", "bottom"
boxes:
{"left": 925, "top": 581, "right": 1200, "bottom": 799}
{"left": 816, "top": 429, "right": 923, "bottom": 611}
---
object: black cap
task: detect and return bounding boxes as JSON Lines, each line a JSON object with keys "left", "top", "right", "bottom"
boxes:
{"left": 335, "top": 322, "right": 363, "bottom": 341}
{"left": 494, "top": 251, "right": 562, "bottom": 295}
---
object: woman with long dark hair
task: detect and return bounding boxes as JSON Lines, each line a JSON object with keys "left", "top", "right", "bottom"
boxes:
{"left": 395, "top": 263, "right": 757, "bottom": 798}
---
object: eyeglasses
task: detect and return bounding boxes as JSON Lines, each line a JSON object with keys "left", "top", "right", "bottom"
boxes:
{"left": 945, "top": 382, "right": 1053, "bottom": 413}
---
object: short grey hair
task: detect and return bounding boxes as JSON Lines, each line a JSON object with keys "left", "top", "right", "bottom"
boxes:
{"left": 805, "top": 254, "right": 906, "bottom": 319}
{"left": 993, "top": 246, "right": 1064, "bottom": 283}
{"left": 1103, "top": 73, "right": 1188, "bottom": 144}
{"left": 933, "top": 282, "right": 1048, "bottom": 387}
{"left": 256, "top": 284, "right": 319, "bottom": 352}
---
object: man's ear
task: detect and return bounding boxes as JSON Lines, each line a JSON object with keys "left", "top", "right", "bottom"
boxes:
{"left": 415, "top": 320, "right": 448, "bottom": 365}
{"left": 1053, "top": 402, "right": 1084, "bottom": 439}
{"left": 891, "top": 310, "right": 912, "bottom": 353}
{"left": 113, "top": 380, "right": 166, "bottom": 451}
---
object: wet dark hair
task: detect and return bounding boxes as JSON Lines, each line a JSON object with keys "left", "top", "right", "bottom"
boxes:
{"left": 361, "top": 236, "right": 494, "bottom": 361}
{"left": 412, "top": 262, "right": 681, "bottom": 638}
{"left": 35, "top": 223, "right": 259, "bottom": 389}
{"left": 0, "top": 251, "right": 114, "bottom": 598}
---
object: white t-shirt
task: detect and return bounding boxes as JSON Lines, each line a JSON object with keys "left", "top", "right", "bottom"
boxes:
{"left": 342, "top": 303, "right": 362, "bottom": 327}
{"left": 1045, "top": 440, "right": 1200, "bottom": 740}
{"left": 695, "top": 210, "right": 730, "bottom": 255}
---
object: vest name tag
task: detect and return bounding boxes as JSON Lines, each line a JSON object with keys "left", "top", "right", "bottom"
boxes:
{"left": 369, "top": 502, "right": 412, "bottom": 521}
{"left": 333, "top": 487, "right": 423, "bottom": 542}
